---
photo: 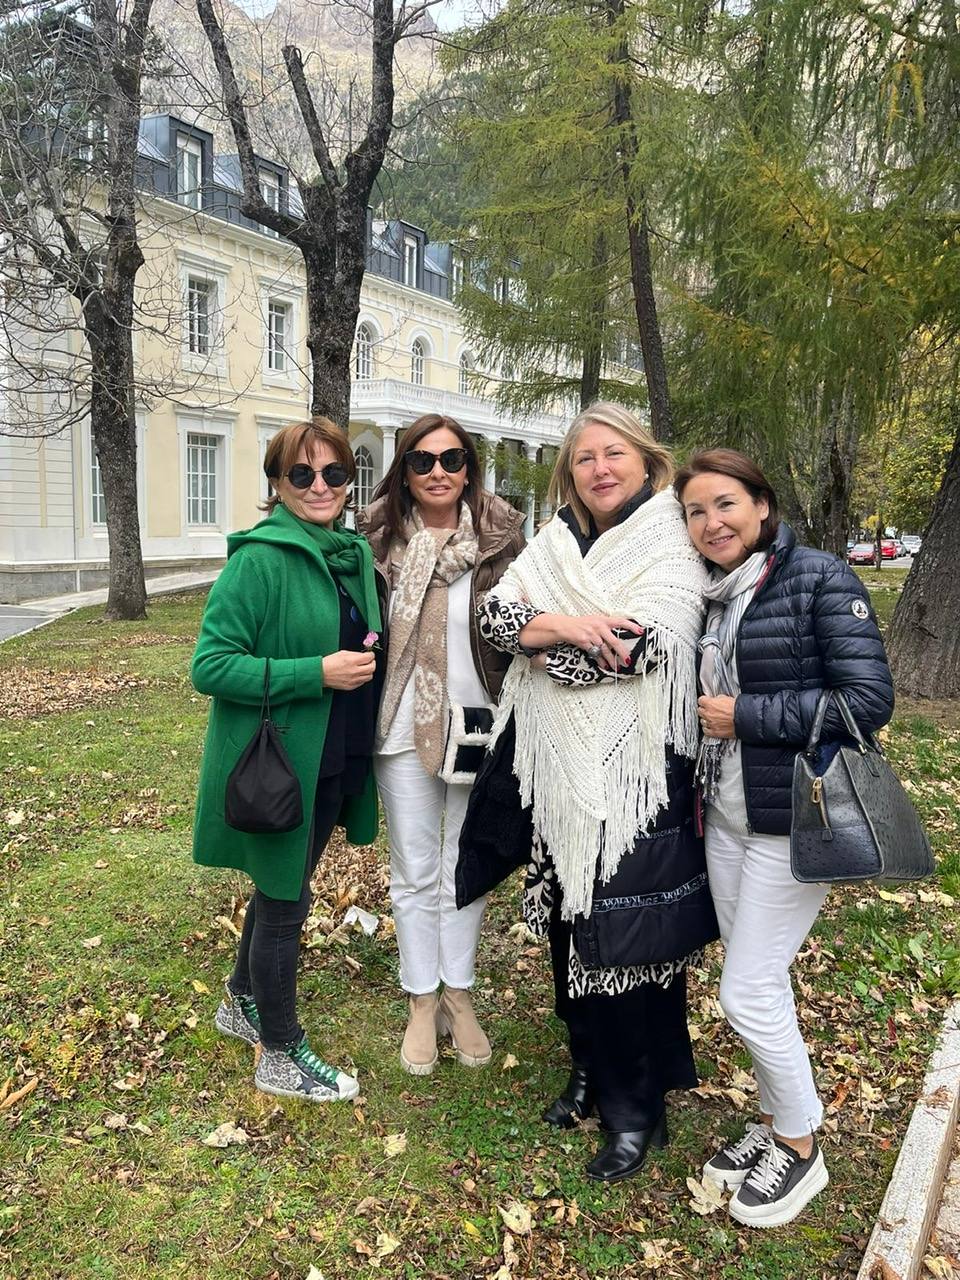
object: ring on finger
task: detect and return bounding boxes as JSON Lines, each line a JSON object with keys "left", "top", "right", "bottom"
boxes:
{"left": 586, "top": 643, "right": 601, "bottom": 658}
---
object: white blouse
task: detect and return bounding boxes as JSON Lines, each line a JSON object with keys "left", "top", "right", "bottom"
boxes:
{"left": 376, "top": 571, "right": 489, "bottom": 756}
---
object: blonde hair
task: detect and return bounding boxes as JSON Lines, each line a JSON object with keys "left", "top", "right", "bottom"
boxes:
{"left": 547, "top": 402, "right": 675, "bottom": 534}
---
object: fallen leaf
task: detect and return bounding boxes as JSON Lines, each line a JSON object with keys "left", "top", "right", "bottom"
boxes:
{"left": 202, "top": 1121, "right": 249, "bottom": 1148}
{"left": 687, "top": 1175, "right": 726, "bottom": 1216}
{"left": 306, "top": 1268, "right": 325, "bottom": 1280}
{"left": 123, "top": 1011, "right": 141, "bottom": 1030}
{"left": 375, "top": 1232, "right": 401, "bottom": 1260}
{"left": 383, "top": 1131, "right": 407, "bottom": 1157}
{"left": 924, "top": 1257, "right": 954, "bottom": 1279}
{"left": 81, "top": 935, "right": 102, "bottom": 949}
{"left": 191, "top": 980, "right": 210, "bottom": 995}
{"left": 130, "top": 1120, "right": 153, "bottom": 1136}
{"left": 501, "top": 1053, "right": 519, "bottom": 1071}
{"left": 0, "top": 1077, "right": 38, "bottom": 1111}
{"left": 497, "top": 1200, "right": 532, "bottom": 1235}
{"left": 352, "top": 1238, "right": 374, "bottom": 1257}
{"left": 5, "top": 810, "right": 24, "bottom": 827}
{"left": 462, "top": 1219, "right": 482, "bottom": 1238}
{"left": 93, "top": 859, "right": 108, "bottom": 869}
{"left": 104, "top": 1112, "right": 128, "bottom": 1130}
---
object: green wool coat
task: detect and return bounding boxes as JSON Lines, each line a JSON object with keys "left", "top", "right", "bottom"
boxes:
{"left": 190, "top": 506, "right": 380, "bottom": 900}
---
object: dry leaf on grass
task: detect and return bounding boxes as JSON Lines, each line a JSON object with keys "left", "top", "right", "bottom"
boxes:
{"left": 81, "top": 935, "right": 102, "bottom": 949}
{"left": 501, "top": 1053, "right": 519, "bottom": 1070}
{"left": 375, "top": 1232, "right": 401, "bottom": 1260}
{"left": 686, "top": 1175, "right": 726, "bottom": 1216}
{"left": 497, "top": 1200, "right": 533, "bottom": 1235}
{"left": 0, "top": 1077, "right": 38, "bottom": 1111}
{"left": 383, "top": 1132, "right": 407, "bottom": 1157}
{"left": 202, "top": 1121, "right": 249, "bottom": 1148}
{"left": 306, "top": 1267, "right": 326, "bottom": 1280}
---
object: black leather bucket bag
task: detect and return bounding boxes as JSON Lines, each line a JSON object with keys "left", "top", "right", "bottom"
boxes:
{"left": 790, "top": 689, "right": 934, "bottom": 884}
{"left": 225, "top": 659, "right": 303, "bottom": 835}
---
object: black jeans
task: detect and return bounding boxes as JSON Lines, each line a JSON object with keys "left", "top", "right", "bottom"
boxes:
{"left": 230, "top": 777, "right": 343, "bottom": 1049}
{"left": 549, "top": 894, "right": 698, "bottom": 1132}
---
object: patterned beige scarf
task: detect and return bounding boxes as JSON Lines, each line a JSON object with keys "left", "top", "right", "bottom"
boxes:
{"left": 378, "top": 502, "right": 479, "bottom": 775}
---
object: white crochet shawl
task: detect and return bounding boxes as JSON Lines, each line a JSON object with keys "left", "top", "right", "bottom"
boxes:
{"left": 492, "top": 489, "right": 709, "bottom": 920}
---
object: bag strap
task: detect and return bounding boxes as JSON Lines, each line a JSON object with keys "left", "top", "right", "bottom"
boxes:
{"left": 805, "top": 688, "right": 869, "bottom": 756}
{"left": 832, "top": 689, "right": 869, "bottom": 754}
{"left": 805, "top": 689, "right": 832, "bottom": 754}
{"left": 260, "top": 658, "right": 271, "bottom": 723}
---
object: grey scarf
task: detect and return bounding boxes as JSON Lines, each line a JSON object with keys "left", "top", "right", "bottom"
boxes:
{"left": 697, "top": 550, "right": 770, "bottom": 801}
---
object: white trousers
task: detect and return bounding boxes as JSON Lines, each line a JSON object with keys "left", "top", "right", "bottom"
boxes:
{"left": 706, "top": 770, "right": 828, "bottom": 1139}
{"left": 374, "top": 750, "right": 486, "bottom": 995}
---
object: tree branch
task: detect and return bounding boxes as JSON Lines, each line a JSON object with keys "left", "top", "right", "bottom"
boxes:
{"left": 281, "top": 44, "right": 340, "bottom": 197}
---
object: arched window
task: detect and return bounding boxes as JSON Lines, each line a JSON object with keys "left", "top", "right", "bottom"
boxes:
{"left": 355, "top": 323, "right": 374, "bottom": 381}
{"left": 354, "top": 445, "right": 374, "bottom": 510}
{"left": 458, "top": 351, "right": 472, "bottom": 396}
{"left": 410, "top": 338, "right": 425, "bottom": 386}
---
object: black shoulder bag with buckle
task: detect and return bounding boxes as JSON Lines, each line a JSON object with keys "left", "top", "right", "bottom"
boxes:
{"left": 225, "top": 659, "right": 303, "bottom": 835}
{"left": 790, "top": 689, "right": 933, "bottom": 884}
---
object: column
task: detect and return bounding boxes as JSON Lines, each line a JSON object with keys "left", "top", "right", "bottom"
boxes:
{"left": 483, "top": 434, "right": 498, "bottom": 493}
{"left": 523, "top": 440, "right": 538, "bottom": 539}
{"left": 380, "top": 420, "right": 400, "bottom": 478}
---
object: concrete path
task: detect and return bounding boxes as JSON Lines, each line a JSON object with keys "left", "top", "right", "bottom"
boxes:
{"left": 0, "top": 570, "right": 220, "bottom": 643}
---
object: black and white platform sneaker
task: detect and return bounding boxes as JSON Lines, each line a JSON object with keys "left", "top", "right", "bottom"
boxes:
{"left": 728, "top": 1137, "right": 829, "bottom": 1228}
{"left": 703, "top": 1121, "right": 773, "bottom": 1190}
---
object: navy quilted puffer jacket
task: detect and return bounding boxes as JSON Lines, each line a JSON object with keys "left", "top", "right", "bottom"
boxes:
{"left": 730, "top": 523, "right": 895, "bottom": 835}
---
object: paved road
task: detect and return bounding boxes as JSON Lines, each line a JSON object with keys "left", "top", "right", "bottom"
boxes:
{"left": 0, "top": 606, "right": 54, "bottom": 643}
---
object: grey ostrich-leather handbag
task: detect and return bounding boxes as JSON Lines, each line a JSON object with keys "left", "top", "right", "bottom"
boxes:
{"left": 790, "top": 689, "right": 934, "bottom": 884}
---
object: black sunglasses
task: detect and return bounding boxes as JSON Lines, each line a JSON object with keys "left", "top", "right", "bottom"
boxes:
{"left": 404, "top": 447, "right": 468, "bottom": 476}
{"left": 274, "top": 461, "right": 350, "bottom": 490}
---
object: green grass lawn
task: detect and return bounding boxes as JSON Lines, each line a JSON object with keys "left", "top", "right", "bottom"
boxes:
{"left": 1, "top": 591, "right": 957, "bottom": 1280}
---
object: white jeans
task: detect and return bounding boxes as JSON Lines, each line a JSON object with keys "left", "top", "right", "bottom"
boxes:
{"left": 706, "top": 757, "right": 828, "bottom": 1139}
{"left": 375, "top": 750, "right": 486, "bottom": 995}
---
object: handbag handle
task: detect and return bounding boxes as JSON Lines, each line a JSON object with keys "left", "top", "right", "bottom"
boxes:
{"left": 260, "top": 658, "right": 271, "bottom": 723}
{"left": 805, "top": 688, "right": 869, "bottom": 756}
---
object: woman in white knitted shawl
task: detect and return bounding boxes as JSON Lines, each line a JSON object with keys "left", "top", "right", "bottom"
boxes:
{"left": 477, "top": 403, "right": 718, "bottom": 1185}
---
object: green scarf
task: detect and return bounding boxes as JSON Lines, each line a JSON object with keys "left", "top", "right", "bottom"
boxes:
{"left": 288, "top": 511, "right": 382, "bottom": 635}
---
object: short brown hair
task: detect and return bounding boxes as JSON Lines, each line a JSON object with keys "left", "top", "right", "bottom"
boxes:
{"left": 261, "top": 418, "right": 355, "bottom": 515}
{"left": 371, "top": 413, "right": 484, "bottom": 540}
{"left": 674, "top": 448, "right": 781, "bottom": 548}
{"left": 548, "top": 402, "right": 675, "bottom": 535}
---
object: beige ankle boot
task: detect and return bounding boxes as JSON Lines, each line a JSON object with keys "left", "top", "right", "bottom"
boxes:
{"left": 400, "top": 992, "right": 439, "bottom": 1075}
{"left": 437, "top": 987, "right": 491, "bottom": 1067}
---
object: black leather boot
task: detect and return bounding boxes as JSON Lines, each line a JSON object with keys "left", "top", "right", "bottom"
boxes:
{"left": 584, "top": 1111, "right": 669, "bottom": 1183}
{"left": 542, "top": 1064, "right": 595, "bottom": 1129}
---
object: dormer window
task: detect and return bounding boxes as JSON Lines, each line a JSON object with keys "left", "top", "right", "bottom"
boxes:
{"left": 403, "top": 236, "right": 419, "bottom": 288}
{"left": 177, "top": 134, "right": 202, "bottom": 210}
{"left": 79, "top": 117, "right": 108, "bottom": 164}
{"left": 259, "top": 169, "right": 280, "bottom": 238}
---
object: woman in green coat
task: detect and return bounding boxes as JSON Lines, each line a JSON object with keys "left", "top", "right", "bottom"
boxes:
{"left": 191, "top": 417, "right": 382, "bottom": 1103}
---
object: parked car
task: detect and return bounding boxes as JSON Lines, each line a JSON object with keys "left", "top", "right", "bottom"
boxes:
{"left": 880, "top": 538, "right": 898, "bottom": 559}
{"left": 902, "top": 535, "right": 922, "bottom": 555}
{"left": 848, "top": 542, "right": 877, "bottom": 566}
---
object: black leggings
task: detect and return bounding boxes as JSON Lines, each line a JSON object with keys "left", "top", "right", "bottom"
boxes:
{"left": 229, "top": 777, "right": 342, "bottom": 1049}
{"left": 549, "top": 894, "right": 698, "bottom": 1132}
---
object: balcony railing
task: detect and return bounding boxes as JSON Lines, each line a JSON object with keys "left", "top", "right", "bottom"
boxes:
{"left": 349, "top": 377, "right": 568, "bottom": 442}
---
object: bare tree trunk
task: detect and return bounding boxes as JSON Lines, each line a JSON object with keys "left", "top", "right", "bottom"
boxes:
{"left": 605, "top": 0, "right": 673, "bottom": 441}
{"left": 580, "top": 338, "right": 602, "bottom": 409}
{"left": 580, "top": 233, "right": 606, "bottom": 408}
{"left": 817, "top": 382, "right": 858, "bottom": 556}
{"left": 85, "top": 278, "right": 146, "bottom": 619}
{"left": 887, "top": 407, "right": 960, "bottom": 697}
{"left": 197, "top": 0, "right": 402, "bottom": 431}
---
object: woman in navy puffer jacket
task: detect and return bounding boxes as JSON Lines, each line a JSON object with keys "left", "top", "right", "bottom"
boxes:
{"left": 675, "top": 448, "right": 893, "bottom": 1232}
